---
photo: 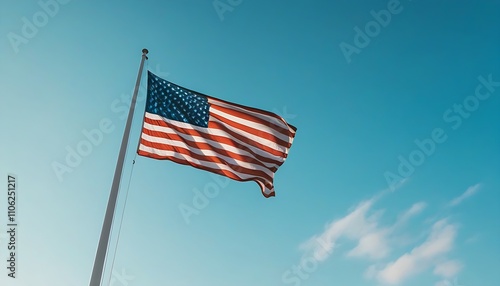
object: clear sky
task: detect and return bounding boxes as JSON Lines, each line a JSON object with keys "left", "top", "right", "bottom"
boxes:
{"left": 1, "top": 0, "right": 499, "bottom": 286}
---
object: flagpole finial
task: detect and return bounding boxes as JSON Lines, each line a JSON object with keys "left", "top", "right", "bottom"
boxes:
{"left": 142, "top": 48, "right": 149, "bottom": 59}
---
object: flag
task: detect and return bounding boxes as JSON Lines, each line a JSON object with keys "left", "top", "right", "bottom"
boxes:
{"left": 137, "top": 71, "right": 297, "bottom": 197}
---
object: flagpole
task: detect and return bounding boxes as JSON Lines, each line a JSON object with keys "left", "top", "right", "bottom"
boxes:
{"left": 89, "top": 48, "right": 149, "bottom": 286}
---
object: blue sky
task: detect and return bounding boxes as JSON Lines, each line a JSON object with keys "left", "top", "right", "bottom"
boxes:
{"left": 1, "top": 0, "right": 499, "bottom": 285}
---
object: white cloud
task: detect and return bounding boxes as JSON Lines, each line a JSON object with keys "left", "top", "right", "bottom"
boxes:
{"left": 298, "top": 182, "right": 471, "bottom": 285}
{"left": 347, "top": 229, "right": 391, "bottom": 259}
{"left": 403, "top": 201, "right": 427, "bottom": 218}
{"left": 434, "top": 260, "right": 463, "bottom": 278}
{"left": 378, "top": 253, "right": 418, "bottom": 284}
{"left": 393, "top": 201, "right": 427, "bottom": 228}
{"left": 375, "top": 219, "right": 459, "bottom": 285}
{"left": 364, "top": 264, "right": 379, "bottom": 279}
{"left": 300, "top": 191, "right": 424, "bottom": 263}
{"left": 300, "top": 199, "right": 377, "bottom": 261}
{"left": 449, "top": 184, "right": 481, "bottom": 207}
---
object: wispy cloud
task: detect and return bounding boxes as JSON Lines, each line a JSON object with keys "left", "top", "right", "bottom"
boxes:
{"left": 299, "top": 198, "right": 378, "bottom": 261}
{"left": 299, "top": 183, "right": 413, "bottom": 262}
{"left": 347, "top": 201, "right": 428, "bottom": 260}
{"left": 433, "top": 262, "right": 464, "bottom": 286}
{"left": 393, "top": 201, "right": 427, "bottom": 228}
{"left": 434, "top": 260, "right": 463, "bottom": 278}
{"left": 374, "top": 219, "right": 459, "bottom": 285}
{"left": 300, "top": 197, "right": 423, "bottom": 263}
{"left": 297, "top": 182, "right": 472, "bottom": 285}
{"left": 449, "top": 184, "right": 481, "bottom": 207}
{"left": 347, "top": 228, "right": 391, "bottom": 260}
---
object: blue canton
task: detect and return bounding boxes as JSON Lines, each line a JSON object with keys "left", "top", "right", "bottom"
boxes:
{"left": 146, "top": 71, "right": 210, "bottom": 128}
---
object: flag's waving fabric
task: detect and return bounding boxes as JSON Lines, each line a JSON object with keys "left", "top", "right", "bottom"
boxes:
{"left": 137, "top": 71, "right": 297, "bottom": 197}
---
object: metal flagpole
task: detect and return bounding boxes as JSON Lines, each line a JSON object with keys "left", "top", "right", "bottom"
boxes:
{"left": 89, "top": 48, "right": 149, "bottom": 286}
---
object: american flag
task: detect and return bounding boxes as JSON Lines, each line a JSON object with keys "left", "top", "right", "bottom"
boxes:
{"left": 137, "top": 71, "right": 297, "bottom": 197}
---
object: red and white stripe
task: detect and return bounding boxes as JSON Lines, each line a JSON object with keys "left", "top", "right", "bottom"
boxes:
{"left": 137, "top": 96, "right": 296, "bottom": 197}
